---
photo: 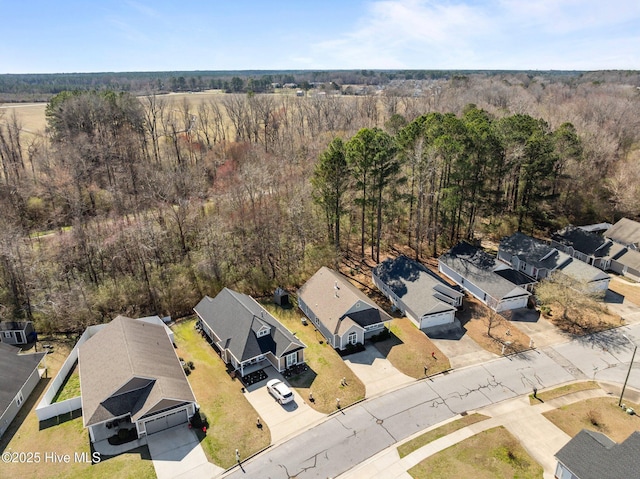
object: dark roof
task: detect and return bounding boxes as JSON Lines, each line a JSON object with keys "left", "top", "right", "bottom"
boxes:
{"left": 298, "top": 267, "right": 391, "bottom": 336}
{"left": 439, "top": 243, "right": 530, "bottom": 301}
{"left": 605, "top": 218, "right": 640, "bottom": 247}
{"left": 373, "top": 256, "right": 461, "bottom": 319}
{"left": 555, "top": 429, "right": 640, "bottom": 479}
{"left": 194, "top": 288, "right": 305, "bottom": 363}
{"left": 79, "top": 316, "right": 196, "bottom": 427}
{"left": 0, "top": 343, "right": 45, "bottom": 416}
{"left": 499, "top": 232, "right": 565, "bottom": 270}
{"left": 494, "top": 268, "right": 536, "bottom": 286}
{"left": 551, "top": 226, "right": 608, "bottom": 256}
{"left": 0, "top": 321, "right": 31, "bottom": 332}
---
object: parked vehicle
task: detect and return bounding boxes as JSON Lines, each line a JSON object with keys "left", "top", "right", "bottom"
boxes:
{"left": 266, "top": 379, "right": 294, "bottom": 404}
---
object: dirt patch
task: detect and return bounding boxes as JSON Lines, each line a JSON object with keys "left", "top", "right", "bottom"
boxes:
{"left": 458, "top": 297, "right": 531, "bottom": 356}
{"left": 540, "top": 301, "right": 621, "bottom": 335}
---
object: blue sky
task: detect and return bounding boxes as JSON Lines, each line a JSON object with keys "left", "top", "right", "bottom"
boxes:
{"left": 1, "top": 0, "right": 639, "bottom": 73}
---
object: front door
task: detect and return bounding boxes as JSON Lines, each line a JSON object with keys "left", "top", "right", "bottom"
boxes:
{"left": 348, "top": 331, "right": 357, "bottom": 345}
{"left": 286, "top": 352, "right": 297, "bottom": 368}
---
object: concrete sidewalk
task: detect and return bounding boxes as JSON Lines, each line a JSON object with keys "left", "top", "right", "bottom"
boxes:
{"left": 336, "top": 387, "right": 609, "bottom": 479}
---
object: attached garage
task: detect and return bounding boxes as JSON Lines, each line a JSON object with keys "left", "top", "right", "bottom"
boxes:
{"left": 496, "top": 295, "right": 529, "bottom": 312}
{"left": 143, "top": 408, "right": 189, "bottom": 435}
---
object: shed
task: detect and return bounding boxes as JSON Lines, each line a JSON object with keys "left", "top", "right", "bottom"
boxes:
{"left": 274, "top": 287, "right": 290, "bottom": 307}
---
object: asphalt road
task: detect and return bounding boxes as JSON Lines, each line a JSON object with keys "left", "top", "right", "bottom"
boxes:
{"left": 224, "top": 323, "right": 640, "bottom": 479}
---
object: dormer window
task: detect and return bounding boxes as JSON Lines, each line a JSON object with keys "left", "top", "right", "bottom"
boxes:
{"left": 256, "top": 327, "right": 270, "bottom": 338}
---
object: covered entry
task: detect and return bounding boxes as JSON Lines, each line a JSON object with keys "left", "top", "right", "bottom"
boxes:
{"left": 143, "top": 408, "right": 188, "bottom": 435}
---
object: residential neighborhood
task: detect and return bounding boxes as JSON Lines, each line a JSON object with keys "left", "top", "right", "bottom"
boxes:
{"left": 1, "top": 222, "right": 640, "bottom": 479}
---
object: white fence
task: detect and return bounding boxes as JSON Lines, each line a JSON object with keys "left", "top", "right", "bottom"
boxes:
{"left": 35, "top": 324, "right": 105, "bottom": 421}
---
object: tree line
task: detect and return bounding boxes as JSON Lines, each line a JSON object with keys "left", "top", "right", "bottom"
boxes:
{"left": 0, "top": 72, "right": 638, "bottom": 333}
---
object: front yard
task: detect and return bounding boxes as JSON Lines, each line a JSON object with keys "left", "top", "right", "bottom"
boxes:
{"left": 171, "top": 318, "right": 271, "bottom": 468}
{"left": 374, "top": 317, "right": 450, "bottom": 378}
{"left": 262, "top": 302, "right": 366, "bottom": 414}
{"left": 543, "top": 396, "right": 640, "bottom": 443}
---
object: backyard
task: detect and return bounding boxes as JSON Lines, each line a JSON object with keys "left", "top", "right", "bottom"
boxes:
{"left": 171, "top": 318, "right": 271, "bottom": 468}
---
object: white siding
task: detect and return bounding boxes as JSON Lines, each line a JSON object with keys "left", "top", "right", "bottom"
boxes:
{"left": 420, "top": 310, "right": 455, "bottom": 329}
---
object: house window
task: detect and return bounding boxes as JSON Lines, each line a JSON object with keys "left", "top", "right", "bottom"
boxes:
{"left": 286, "top": 352, "right": 297, "bottom": 368}
{"left": 15, "top": 391, "right": 24, "bottom": 407}
{"left": 256, "top": 328, "right": 269, "bottom": 338}
{"left": 347, "top": 331, "right": 357, "bottom": 345}
{"left": 3, "top": 332, "right": 11, "bottom": 338}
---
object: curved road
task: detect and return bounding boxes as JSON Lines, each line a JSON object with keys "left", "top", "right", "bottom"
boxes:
{"left": 223, "top": 323, "right": 640, "bottom": 479}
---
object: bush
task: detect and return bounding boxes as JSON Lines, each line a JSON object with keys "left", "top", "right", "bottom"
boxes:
{"left": 187, "top": 361, "right": 195, "bottom": 370}
{"left": 183, "top": 365, "right": 191, "bottom": 376}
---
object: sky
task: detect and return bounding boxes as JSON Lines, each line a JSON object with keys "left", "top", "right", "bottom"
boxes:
{"left": 1, "top": 0, "right": 639, "bottom": 73}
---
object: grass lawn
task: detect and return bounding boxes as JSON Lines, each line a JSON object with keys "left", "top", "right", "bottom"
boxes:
{"left": 408, "top": 426, "right": 543, "bottom": 479}
{"left": 609, "top": 276, "right": 640, "bottom": 306}
{"left": 459, "top": 297, "right": 531, "bottom": 355}
{"left": 397, "top": 413, "right": 490, "bottom": 458}
{"left": 1, "top": 339, "right": 155, "bottom": 479}
{"left": 52, "top": 362, "right": 81, "bottom": 402}
{"left": 171, "top": 318, "right": 270, "bottom": 468}
{"left": 528, "top": 381, "right": 600, "bottom": 405}
{"left": 543, "top": 397, "right": 640, "bottom": 443}
{"left": 374, "top": 318, "right": 451, "bottom": 378}
{"left": 261, "top": 302, "right": 366, "bottom": 414}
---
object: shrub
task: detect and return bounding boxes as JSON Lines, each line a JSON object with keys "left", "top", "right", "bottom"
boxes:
{"left": 183, "top": 365, "right": 191, "bottom": 376}
{"left": 188, "top": 361, "right": 195, "bottom": 370}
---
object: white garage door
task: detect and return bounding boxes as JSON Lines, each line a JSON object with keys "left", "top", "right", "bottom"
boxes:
{"left": 497, "top": 296, "right": 528, "bottom": 312}
{"left": 144, "top": 408, "right": 188, "bottom": 435}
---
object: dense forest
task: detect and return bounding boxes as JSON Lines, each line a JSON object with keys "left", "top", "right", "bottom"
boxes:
{"left": 0, "top": 71, "right": 639, "bottom": 333}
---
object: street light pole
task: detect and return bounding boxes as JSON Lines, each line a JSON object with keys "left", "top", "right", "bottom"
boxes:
{"left": 618, "top": 335, "right": 637, "bottom": 407}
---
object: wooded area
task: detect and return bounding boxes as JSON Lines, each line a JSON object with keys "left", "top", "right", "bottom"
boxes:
{"left": 0, "top": 71, "right": 639, "bottom": 333}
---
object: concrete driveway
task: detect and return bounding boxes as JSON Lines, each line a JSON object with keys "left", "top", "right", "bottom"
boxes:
{"left": 243, "top": 367, "right": 325, "bottom": 444}
{"left": 343, "top": 344, "right": 414, "bottom": 397}
{"left": 147, "top": 424, "right": 223, "bottom": 479}
{"left": 429, "top": 329, "right": 497, "bottom": 369}
{"left": 504, "top": 308, "right": 571, "bottom": 348}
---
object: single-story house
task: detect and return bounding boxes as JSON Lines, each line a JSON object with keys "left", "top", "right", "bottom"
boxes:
{"left": 0, "top": 343, "right": 46, "bottom": 438}
{"left": 439, "top": 243, "right": 531, "bottom": 312}
{"left": 298, "top": 267, "right": 391, "bottom": 350}
{"left": 551, "top": 226, "right": 625, "bottom": 270}
{"left": 372, "top": 256, "right": 463, "bottom": 330}
{"left": 0, "top": 321, "right": 36, "bottom": 345}
{"left": 605, "top": 218, "right": 640, "bottom": 250}
{"left": 555, "top": 429, "right": 640, "bottom": 479}
{"left": 194, "top": 288, "right": 306, "bottom": 376}
{"left": 498, "top": 232, "right": 610, "bottom": 294}
{"left": 609, "top": 248, "right": 640, "bottom": 281}
{"left": 79, "top": 316, "right": 197, "bottom": 445}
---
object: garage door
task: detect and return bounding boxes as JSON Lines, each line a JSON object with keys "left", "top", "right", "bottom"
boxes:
{"left": 144, "top": 408, "right": 188, "bottom": 435}
{"left": 497, "top": 296, "right": 528, "bottom": 312}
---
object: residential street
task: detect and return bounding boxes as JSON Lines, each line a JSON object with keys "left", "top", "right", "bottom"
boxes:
{"left": 222, "top": 323, "right": 640, "bottom": 479}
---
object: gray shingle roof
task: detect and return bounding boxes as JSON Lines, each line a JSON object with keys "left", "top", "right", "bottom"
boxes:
{"left": 440, "top": 243, "right": 530, "bottom": 301}
{"left": 194, "top": 289, "right": 305, "bottom": 363}
{"left": 614, "top": 248, "right": 640, "bottom": 271}
{"left": 373, "top": 256, "right": 461, "bottom": 320}
{"left": 557, "top": 256, "right": 610, "bottom": 283}
{"left": 605, "top": 218, "right": 640, "bottom": 247}
{"left": 555, "top": 429, "right": 640, "bottom": 479}
{"left": 552, "top": 226, "right": 609, "bottom": 256}
{"left": 500, "top": 232, "right": 565, "bottom": 270}
{"left": 0, "top": 321, "right": 30, "bottom": 332}
{"left": 298, "top": 267, "right": 391, "bottom": 336}
{"left": 0, "top": 343, "right": 45, "bottom": 416}
{"left": 79, "top": 316, "right": 196, "bottom": 427}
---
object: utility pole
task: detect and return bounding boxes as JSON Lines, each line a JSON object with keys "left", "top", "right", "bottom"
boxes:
{"left": 618, "top": 334, "right": 637, "bottom": 407}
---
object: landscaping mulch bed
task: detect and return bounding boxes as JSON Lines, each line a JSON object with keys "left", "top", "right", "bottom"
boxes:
{"left": 240, "top": 369, "right": 268, "bottom": 385}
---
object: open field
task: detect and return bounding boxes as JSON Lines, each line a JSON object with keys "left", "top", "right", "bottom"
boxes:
{"left": 543, "top": 397, "right": 640, "bottom": 443}
{"left": 0, "top": 339, "right": 156, "bottom": 479}
{"left": 0, "top": 102, "right": 48, "bottom": 134}
{"left": 171, "top": 318, "right": 270, "bottom": 468}
{"left": 407, "top": 426, "right": 543, "bottom": 479}
{"left": 375, "top": 317, "right": 451, "bottom": 378}
{"left": 397, "top": 413, "right": 490, "bottom": 458}
{"left": 262, "top": 301, "right": 366, "bottom": 413}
